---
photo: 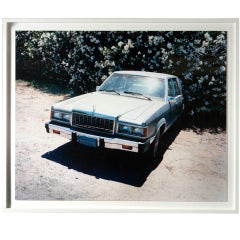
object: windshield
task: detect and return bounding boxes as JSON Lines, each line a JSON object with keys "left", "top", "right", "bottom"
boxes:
{"left": 98, "top": 73, "right": 165, "bottom": 99}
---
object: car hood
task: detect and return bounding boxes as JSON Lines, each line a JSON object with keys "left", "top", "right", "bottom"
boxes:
{"left": 53, "top": 92, "right": 164, "bottom": 121}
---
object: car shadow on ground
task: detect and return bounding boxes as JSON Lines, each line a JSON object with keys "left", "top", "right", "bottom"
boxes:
{"left": 42, "top": 123, "right": 181, "bottom": 187}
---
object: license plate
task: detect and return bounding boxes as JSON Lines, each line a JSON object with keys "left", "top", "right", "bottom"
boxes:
{"left": 77, "top": 135, "right": 97, "bottom": 148}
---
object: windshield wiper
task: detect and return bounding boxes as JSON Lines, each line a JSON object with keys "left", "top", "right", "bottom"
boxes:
{"left": 99, "top": 89, "right": 120, "bottom": 95}
{"left": 123, "top": 91, "right": 152, "bottom": 101}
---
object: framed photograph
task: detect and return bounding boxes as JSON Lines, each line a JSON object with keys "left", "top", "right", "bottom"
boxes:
{"left": 2, "top": 18, "right": 239, "bottom": 212}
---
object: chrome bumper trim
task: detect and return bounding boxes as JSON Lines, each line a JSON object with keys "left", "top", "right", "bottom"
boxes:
{"left": 46, "top": 123, "right": 150, "bottom": 153}
{"left": 48, "top": 123, "right": 72, "bottom": 140}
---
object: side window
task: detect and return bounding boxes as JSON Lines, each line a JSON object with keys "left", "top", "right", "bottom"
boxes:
{"left": 168, "top": 78, "right": 181, "bottom": 97}
{"left": 172, "top": 78, "right": 181, "bottom": 96}
{"left": 168, "top": 79, "right": 175, "bottom": 97}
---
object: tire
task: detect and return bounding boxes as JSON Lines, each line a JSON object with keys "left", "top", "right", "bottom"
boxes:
{"left": 151, "top": 130, "right": 163, "bottom": 161}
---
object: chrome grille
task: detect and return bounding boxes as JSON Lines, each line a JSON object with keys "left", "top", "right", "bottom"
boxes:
{"left": 72, "top": 112, "right": 114, "bottom": 133}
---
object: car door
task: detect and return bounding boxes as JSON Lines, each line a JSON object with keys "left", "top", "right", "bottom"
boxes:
{"left": 168, "top": 78, "right": 183, "bottom": 122}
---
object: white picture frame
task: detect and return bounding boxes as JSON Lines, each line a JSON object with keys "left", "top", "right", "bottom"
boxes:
{"left": 2, "top": 18, "right": 239, "bottom": 212}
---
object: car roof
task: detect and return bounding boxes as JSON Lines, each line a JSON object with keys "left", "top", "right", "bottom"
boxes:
{"left": 113, "top": 70, "right": 176, "bottom": 79}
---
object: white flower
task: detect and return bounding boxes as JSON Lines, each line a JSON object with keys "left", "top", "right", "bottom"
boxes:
{"left": 118, "top": 41, "right": 124, "bottom": 47}
{"left": 204, "top": 32, "right": 210, "bottom": 39}
{"left": 194, "top": 39, "right": 201, "bottom": 44}
{"left": 124, "top": 45, "right": 129, "bottom": 51}
{"left": 201, "top": 106, "right": 208, "bottom": 111}
{"left": 204, "top": 32, "right": 212, "bottom": 41}
{"left": 128, "top": 39, "right": 134, "bottom": 48}
{"left": 202, "top": 41, "right": 209, "bottom": 47}
{"left": 167, "top": 43, "right": 172, "bottom": 49}
{"left": 220, "top": 66, "right": 226, "bottom": 72}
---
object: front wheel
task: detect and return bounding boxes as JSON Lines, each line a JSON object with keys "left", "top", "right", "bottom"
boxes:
{"left": 149, "top": 131, "right": 163, "bottom": 162}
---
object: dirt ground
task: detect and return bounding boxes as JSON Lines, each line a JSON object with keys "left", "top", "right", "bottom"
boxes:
{"left": 15, "top": 81, "right": 228, "bottom": 201}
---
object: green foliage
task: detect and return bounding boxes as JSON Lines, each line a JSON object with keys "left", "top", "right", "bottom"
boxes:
{"left": 16, "top": 31, "right": 226, "bottom": 117}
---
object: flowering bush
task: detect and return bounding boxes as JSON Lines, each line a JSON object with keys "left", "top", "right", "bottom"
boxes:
{"left": 16, "top": 31, "right": 226, "bottom": 118}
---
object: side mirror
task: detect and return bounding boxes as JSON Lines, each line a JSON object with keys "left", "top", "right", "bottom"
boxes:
{"left": 168, "top": 96, "right": 176, "bottom": 103}
{"left": 96, "top": 86, "right": 100, "bottom": 91}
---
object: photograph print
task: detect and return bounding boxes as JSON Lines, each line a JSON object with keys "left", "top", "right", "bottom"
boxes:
{"left": 15, "top": 30, "right": 227, "bottom": 202}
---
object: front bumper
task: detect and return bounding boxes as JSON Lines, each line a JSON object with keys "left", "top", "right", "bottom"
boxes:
{"left": 45, "top": 122, "right": 151, "bottom": 153}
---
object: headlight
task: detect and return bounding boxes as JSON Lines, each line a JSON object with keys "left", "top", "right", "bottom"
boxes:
{"left": 118, "top": 124, "right": 147, "bottom": 137}
{"left": 118, "top": 125, "right": 132, "bottom": 134}
{"left": 53, "top": 112, "right": 62, "bottom": 119}
{"left": 52, "top": 111, "right": 71, "bottom": 123}
{"left": 132, "top": 127, "right": 144, "bottom": 136}
{"left": 62, "top": 113, "right": 70, "bottom": 122}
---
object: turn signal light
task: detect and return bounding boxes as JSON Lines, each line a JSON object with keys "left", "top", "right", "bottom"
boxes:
{"left": 122, "top": 145, "right": 133, "bottom": 150}
{"left": 53, "top": 129, "right": 60, "bottom": 134}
